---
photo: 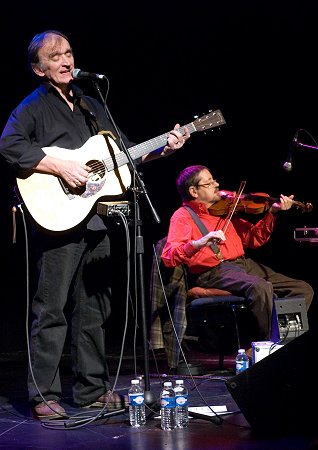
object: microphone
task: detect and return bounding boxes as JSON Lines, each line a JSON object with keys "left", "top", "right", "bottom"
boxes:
{"left": 283, "top": 132, "right": 299, "bottom": 172}
{"left": 72, "top": 68, "right": 106, "bottom": 81}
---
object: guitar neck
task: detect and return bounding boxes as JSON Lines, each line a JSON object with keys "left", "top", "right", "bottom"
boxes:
{"left": 104, "top": 122, "right": 196, "bottom": 172}
{"left": 128, "top": 122, "right": 196, "bottom": 160}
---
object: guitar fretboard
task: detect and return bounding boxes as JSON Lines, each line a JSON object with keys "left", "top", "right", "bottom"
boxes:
{"left": 104, "top": 123, "right": 196, "bottom": 172}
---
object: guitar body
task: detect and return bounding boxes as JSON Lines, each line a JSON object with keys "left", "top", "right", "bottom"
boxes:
{"left": 16, "top": 110, "right": 226, "bottom": 231}
{"left": 17, "top": 135, "right": 131, "bottom": 231}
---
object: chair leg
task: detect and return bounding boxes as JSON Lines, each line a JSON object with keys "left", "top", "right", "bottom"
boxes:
{"left": 216, "top": 315, "right": 227, "bottom": 370}
{"left": 231, "top": 305, "right": 242, "bottom": 350}
{"left": 218, "top": 353, "right": 225, "bottom": 370}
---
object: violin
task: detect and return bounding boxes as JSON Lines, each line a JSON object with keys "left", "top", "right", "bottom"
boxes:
{"left": 209, "top": 190, "right": 313, "bottom": 216}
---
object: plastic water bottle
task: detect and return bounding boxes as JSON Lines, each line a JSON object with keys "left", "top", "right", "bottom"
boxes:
{"left": 174, "top": 379, "right": 189, "bottom": 428}
{"left": 235, "top": 348, "right": 249, "bottom": 374}
{"left": 128, "top": 379, "right": 146, "bottom": 427}
{"left": 160, "top": 381, "right": 176, "bottom": 430}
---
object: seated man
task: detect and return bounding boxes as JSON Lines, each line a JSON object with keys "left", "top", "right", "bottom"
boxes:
{"left": 161, "top": 165, "right": 314, "bottom": 341}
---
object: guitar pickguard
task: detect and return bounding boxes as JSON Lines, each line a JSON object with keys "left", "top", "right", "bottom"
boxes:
{"left": 81, "top": 159, "right": 107, "bottom": 198}
{"left": 81, "top": 178, "right": 107, "bottom": 198}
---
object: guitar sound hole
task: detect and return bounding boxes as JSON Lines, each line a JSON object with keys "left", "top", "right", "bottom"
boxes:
{"left": 87, "top": 159, "right": 105, "bottom": 182}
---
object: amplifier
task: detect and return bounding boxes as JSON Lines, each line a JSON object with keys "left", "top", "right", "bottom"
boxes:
{"left": 97, "top": 201, "right": 133, "bottom": 218}
{"left": 294, "top": 227, "right": 318, "bottom": 243}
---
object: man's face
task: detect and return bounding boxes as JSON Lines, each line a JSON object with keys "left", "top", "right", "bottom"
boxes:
{"left": 33, "top": 34, "right": 74, "bottom": 87}
{"left": 190, "top": 169, "right": 221, "bottom": 205}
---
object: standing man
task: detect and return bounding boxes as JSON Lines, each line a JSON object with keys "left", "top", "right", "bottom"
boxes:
{"left": 0, "top": 30, "right": 190, "bottom": 419}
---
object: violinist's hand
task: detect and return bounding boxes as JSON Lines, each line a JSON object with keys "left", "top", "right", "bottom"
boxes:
{"left": 192, "top": 230, "right": 226, "bottom": 250}
{"left": 270, "top": 194, "right": 294, "bottom": 213}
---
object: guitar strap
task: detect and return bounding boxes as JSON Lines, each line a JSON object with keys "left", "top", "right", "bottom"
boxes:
{"left": 78, "top": 97, "right": 101, "bottom": 135}
{"left": 183, "top": 205, "right": 224, "bottom": 262}
{"left": 79, "top": 98, "right": 120, "bottom": 146}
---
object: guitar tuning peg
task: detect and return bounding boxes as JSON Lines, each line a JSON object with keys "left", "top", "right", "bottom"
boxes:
{"left": 194, "top": 113, "right": 206, "bottom": 119}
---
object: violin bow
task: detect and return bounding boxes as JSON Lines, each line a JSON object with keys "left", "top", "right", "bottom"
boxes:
{"left": 221, "top": 180, "right": 246, "bottom": 234}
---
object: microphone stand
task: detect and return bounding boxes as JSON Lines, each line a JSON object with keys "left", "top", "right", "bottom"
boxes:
{"left": 93, "top": 82, "right": 159, "bottom": 408}
{"left": 69, "top": 80, "right": 224, "bottom": 427}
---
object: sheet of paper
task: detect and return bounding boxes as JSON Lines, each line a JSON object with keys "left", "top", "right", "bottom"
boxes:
{"left": 154, "top": 405, "right": 228, "bottom": 419}
{"left": 188, "top": 405, "right": 228, "bottom": 416}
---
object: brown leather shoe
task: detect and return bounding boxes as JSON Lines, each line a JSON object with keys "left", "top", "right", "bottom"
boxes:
{"left": 84, "top": 390, "right": 129, "bottom": 411}
{"left": 32, "top": 400, "right": 68, "bottom": 420}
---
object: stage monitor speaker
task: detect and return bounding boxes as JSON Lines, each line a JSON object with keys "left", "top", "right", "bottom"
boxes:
{"left": 270, "top": 296, "right": 309, "bottom": 343}
{"left": 226, "top": 326, "right": 317, "bottom": 434}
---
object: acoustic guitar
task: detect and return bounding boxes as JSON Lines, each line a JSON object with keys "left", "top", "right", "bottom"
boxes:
{"left": 17, "top": 110, "right": 226, "bottom": 231}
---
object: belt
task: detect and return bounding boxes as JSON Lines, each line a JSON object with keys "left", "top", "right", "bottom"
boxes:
{"left": 225, "top": 256, "right": 245, "bottom": 263}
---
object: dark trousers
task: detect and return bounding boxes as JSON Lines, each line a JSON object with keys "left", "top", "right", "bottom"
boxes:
{"left": 195, "top": 257, "right": 314, "bottom": 340}
{"left": 28, "top": 228, "right": 112, "bottom": 406}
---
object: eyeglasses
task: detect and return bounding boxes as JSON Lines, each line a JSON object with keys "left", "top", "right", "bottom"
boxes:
{"left": 196, "top": 181, "right": 217, "bottom": 189}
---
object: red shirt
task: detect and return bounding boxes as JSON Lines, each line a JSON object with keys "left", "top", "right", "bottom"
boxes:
{"left": 161, "top": 200, "right": 277, "bottom": 274}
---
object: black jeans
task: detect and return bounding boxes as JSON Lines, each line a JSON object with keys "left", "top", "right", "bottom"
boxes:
{"left": 28, "top": 228, "right": 112, "bottom": 406}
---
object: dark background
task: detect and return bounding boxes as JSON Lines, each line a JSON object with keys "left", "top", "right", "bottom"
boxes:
{"left": 1, "top": 1, "right": 318, "bottom": 351}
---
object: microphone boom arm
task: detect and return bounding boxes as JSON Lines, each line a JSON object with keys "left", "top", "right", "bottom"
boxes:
{"left": 283, "top": 128, "right": 318, "bottom": 172}
{"left": 297, "top": 141, "right": 318, "bottom": 151}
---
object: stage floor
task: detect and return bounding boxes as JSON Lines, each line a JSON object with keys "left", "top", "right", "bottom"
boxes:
{"left": 0, "top": 345, "right": 316, "bottom": 450}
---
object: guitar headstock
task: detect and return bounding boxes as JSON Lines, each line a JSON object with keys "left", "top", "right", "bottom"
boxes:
{"left": 193, "top": 109, "right": 226, "bottom": 132}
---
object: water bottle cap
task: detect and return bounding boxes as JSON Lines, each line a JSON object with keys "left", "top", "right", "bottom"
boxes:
{"left": 238, "top": 349, "right": 245, "bottom": 353}
{"left": 175, "top": 379, "right": 184, "bottom": 385}
{"left": 163, "top": 381, "right": 172, "bottom": 387}
{"left": 131, "top": 379, "right": 139, "bottom": 384}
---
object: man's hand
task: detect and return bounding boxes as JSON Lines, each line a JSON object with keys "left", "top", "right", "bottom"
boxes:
{"left": 33, "top": 155, "right": 90, "bottom": 189}
{"left": 270, "top": 194, "right": 294, "bottom": 213}
{"left": 192, "top": 230, "right": 226, "bottom": 250}
{"left": 142, "top": 123, "right": 191, "bottom": 162}
{"left": 164, "top": 123, "right": 191, "bottom": 155}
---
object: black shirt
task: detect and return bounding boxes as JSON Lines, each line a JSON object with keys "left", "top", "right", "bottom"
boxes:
{"left": 0, "top": 81, "right": 134, "bottom": 231}
{"left": 0, "top": 81, "right": 133, "bottom": 174}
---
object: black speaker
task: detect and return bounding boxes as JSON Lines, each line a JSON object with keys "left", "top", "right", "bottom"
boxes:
{"left": 271, "top": 296, "right": 309, "bottom": 343}
{"left": 226, "top": 326, "right": 318, "bottom": 434}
